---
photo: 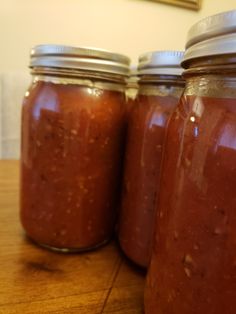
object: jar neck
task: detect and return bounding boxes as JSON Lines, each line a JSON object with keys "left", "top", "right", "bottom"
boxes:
{"left": 138, "top": 74, "right": 184, "bottom": 98}
{"left": 184, "top": 74, "right": 236, "bottom": 98}
{"left": 139, "top": 74, "right": 184, "bottom": 84}
{"left": 182, "top": 55, "right": 236, "bottom": 98}
{"left": 183, "top": 55, "right": 236, "bottom": 78}
{"left": 31, "top": 67, "right": 126, "bottom": 92}
{"left": 31, "top": 66, "right": 127, "bottom": 84}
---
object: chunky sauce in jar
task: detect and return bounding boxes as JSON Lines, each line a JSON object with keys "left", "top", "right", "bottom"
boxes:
{"left": 145, "top": 94, "right": 236, "bottom": 313}
{"left": 118, "top": 51, "right": 184, "bottom": 267}
{"left": 145, "top": 10, "right": 236, "bottom": 314}
{"left": 20, "top": 45, "right": 130, "bottom": 251}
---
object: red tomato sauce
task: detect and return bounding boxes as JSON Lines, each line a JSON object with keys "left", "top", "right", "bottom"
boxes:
{"left": 20, "top": 80, "right": 126, "bottom": 251}
{"left": 145, "top": 95, "right": 236, "bottom": 313}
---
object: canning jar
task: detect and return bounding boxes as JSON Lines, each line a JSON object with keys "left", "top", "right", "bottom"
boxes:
{"left": 145, "top": 10, "right": 236, "bottom": 314}
{"left": 118, "top": 51, "right": 184, "bottom": 267}
{"left": 20, "top": 45, "right": 130, "bottom": 252}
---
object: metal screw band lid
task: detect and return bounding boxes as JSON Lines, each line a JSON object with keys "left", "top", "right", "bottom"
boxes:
{"left": 30, "top": 44, "right": 130, "bottom": 76}
{"left": 138, "top": 51, "right": 184, "bottom": 76}
{"left": 183, "top": 10, "right": 236, "bottom": 68}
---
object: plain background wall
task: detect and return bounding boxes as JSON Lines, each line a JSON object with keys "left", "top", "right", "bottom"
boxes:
{"left": 0, "top": 0, "right": 235, "bottom": 158}
{"left": 1, "top": 0, "right": 236, "bottom": 70}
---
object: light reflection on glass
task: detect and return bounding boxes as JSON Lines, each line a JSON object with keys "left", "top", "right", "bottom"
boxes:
{"left": 218, "top": 123, "right": 236, "bottom": 151}
{"left": 194, "top": 126, "right": 199, "bottom": 138}
{"left": 33, "top": 88, "right": 58, "bottom": 120}
{"left": 192, "top": 97, "right": 204, "bottom": 117}
{"left": 148, "top": 111, "right": 165, "bottom": 128}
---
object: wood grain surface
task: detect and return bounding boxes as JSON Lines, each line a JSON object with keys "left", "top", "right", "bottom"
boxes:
{"left": 0, "top": 161, "right": 145, "bottom": 314}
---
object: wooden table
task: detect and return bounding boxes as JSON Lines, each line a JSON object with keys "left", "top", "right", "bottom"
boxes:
{"left": 0, "top": 161, "right": 145, "bottom": 314}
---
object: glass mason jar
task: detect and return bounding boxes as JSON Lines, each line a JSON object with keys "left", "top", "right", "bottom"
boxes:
{"left": 118, "top": 51, "right": 184, "bottom": 267}
{"left": 145, "top": 10, "right": 236, "bottom": 314}
{"left": 20, "top": 45, "right": 130, "bottom": 252}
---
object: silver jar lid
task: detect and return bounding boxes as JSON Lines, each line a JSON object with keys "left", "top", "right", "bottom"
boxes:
{"left": 138, "top": 51, "right": 184, "bottom": 76}
{"left": 30, "top": 44, "right": 130, "bottom": 76}
{"left": 183, "top": 10, "right": 236, "bottom": 67}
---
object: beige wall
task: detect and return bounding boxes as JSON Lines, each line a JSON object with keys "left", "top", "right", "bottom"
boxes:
{"left": 1, "top": 0, "right": 236, "bottom": 70}
{"left": 0, "top": 0, "right": 236, "bottom": 158}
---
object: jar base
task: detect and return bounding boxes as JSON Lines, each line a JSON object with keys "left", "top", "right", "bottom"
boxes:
{"left": 25, "top": 233, "right": 111, "bottom": 253}
{"left": 118, "top": 240, "right": 148, "bottom": 269}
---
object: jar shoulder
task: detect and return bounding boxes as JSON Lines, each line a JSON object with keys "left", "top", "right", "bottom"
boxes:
{"left": 22, "top": 80, "right": 126, "bottom": 115}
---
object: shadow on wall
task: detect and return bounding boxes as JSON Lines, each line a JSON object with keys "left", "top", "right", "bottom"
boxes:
{"left": 0, "top": 71, "right": 30, "bottom": 159}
